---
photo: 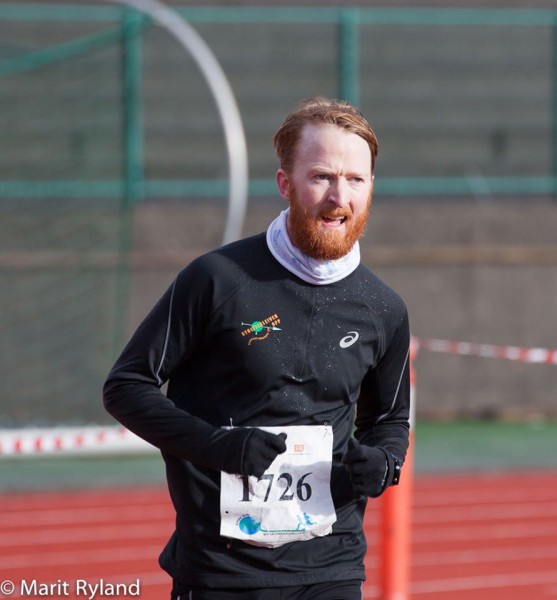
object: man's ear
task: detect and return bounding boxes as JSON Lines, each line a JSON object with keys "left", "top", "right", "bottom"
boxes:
{"left": 276, "top": 169, "right": 291, "bottom": 201}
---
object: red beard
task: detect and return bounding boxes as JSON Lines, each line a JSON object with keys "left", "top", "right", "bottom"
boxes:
{"left": 288, "top": 190, "right": 371, "bottom": 260}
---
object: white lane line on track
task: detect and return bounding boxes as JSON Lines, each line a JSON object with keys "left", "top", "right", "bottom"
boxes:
{"left": 0, "top": 504, "right": 173, "bottom": 527}
{"left": 414, "top": 486, "right": 557, "bottom": 507}
{"left": 411, "top": 570, "right": 557, "bottom": 594}
{"left": 413, "top": 501, "right": 557, "bottom": 523}
{"left": 0, "top": 523, "right": 168, "bottom": 546}
{"left": 413, "top": 522, "right": 557, "bottom": 544}
{"left": 0, "top": 545, "right": 162, "bottom": 569}
{"left": 6, "top": 497, "right": 548, "bottom": 529}
{"left": 0, "top": 490, "right": 168, "bottom": 509}
{"left": 413, "top": 544, "right": 557, "bottom": 566}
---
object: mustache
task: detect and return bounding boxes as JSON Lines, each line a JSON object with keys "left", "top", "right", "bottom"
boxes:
{"left": 318, "top": 207, "right": 352, "bottom": 219}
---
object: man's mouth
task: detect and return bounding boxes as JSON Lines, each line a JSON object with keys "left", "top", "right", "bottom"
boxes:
{"left": 321, "top": 214, "right": 348, "bottom": 228}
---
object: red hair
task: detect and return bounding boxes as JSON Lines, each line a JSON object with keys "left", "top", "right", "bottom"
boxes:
{"left": 273, "top": 97, "right": 378, "bottom": 174}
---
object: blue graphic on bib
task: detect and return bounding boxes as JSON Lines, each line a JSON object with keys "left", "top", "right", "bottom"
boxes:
{"left": 238, "top": 513, "right": 321, "bottom": 536}
{"left": 238, "top": 515, "right": 261, "bottom": 535}
{"left": 298, "top": 513, "right": 316, "bottom": 529}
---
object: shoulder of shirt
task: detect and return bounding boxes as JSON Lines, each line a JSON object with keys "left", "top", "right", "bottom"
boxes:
{"left": 353, "top": 263, "right": 408, "bottom": 315}
{"left": 175, "top": 232, "right": 270, "bottom": 285}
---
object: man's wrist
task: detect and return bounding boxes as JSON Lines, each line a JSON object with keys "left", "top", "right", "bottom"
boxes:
{"left": 381, "top": 450, "right": 403, "bottom": 488}
{"left": 390, "top": 454, "right": 402, "bottom": 485}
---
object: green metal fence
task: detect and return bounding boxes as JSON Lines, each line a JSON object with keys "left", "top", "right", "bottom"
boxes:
{"left": 2, "top": 4, "right": 557, "bottom": 199}
{"left": 1, "top": 4, "right": 556, "bottom": 426}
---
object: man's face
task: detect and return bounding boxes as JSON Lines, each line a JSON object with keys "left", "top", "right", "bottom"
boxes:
{"left": 276, "top": 123, "right": 374, "bottom": 260}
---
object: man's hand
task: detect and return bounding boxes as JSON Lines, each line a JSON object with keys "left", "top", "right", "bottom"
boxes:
{"left": 240, "top": 430, "right": 288, "bottom": 477}
{"left": 342, "top": 437, "right": 389, "bottom": 498}
{"left": 208, "top": 428, "right": 287, "bottom": 477}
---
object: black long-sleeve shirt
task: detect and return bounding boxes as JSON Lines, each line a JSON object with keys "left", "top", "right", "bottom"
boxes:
{"left": 103, "top": 232, "right": 410, "bottom": 589}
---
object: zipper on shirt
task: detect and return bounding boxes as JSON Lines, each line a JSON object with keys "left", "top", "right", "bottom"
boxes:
{"left": 295, "top": 290, "right": 316, "bottom": 379}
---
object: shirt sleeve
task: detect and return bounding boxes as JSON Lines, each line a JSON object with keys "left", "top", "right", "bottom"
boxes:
{"left": 102, "top": 262, "right": 220, "bottom": 459}
{"left": 354, "top": 304, "right": 411, "bottom": 465}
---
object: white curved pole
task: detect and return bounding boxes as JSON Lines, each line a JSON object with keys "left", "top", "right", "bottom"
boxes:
{"left": 107, "top": 0, "right": 248, "bottom": 244}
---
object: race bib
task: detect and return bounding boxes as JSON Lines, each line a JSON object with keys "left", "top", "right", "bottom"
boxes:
{"left": 220, "top": 425, "right": 337, "bottom": 548}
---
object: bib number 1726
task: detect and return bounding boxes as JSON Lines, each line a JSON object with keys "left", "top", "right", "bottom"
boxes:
{"left": 239, "top": 472, "right": 312, "bottom": 503}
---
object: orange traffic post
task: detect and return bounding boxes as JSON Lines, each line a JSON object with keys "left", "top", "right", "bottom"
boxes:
{"left": 379, "top": 337, "right": 417, "bottom": 600}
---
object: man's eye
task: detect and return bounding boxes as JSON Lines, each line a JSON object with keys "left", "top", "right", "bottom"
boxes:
{"left": 315, "top": 174, "right": 329, "bottom": 180}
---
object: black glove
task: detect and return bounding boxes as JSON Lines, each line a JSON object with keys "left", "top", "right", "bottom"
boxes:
{"left": 205, "top": 428, "right": 287, "bottom": 478}
{"left": 342, "top": 437, "right": 389, "bottom": 498}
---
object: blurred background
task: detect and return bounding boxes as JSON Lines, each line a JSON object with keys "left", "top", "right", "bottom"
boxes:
{"left": 1, "top": 2, "right": 557, "bottom": 599}
{"left": 1, "top": 0, "right": 556, "bottom": 479}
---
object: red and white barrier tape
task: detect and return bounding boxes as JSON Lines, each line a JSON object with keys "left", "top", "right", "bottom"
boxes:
{"left": 1, "top": 337, "right": 554, "bottom": 458}
{"left": 413, "top": 336, "right": 557, "bottom": 365}
{"left": 0, "top": 425, "right": 155, "bottom": 457}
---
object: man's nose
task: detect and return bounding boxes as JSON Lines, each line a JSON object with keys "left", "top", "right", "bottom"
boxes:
{"left": 327, "top": 178, "right": 349, "bottom": 207}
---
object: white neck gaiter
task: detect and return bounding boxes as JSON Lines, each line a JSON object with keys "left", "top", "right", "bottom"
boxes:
{"left": 266, "top": 209, "right": 360, "bottom": 285}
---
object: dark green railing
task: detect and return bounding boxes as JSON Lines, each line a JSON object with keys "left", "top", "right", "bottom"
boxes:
{"left": 2, "top": 4, "right": 557, "bottom": 200}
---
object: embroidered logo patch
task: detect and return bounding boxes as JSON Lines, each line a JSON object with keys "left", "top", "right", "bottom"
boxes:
{"left": 241, "top": 314, "right": 281, "bottom": 345}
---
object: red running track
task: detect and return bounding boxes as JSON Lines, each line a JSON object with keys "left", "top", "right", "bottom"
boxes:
{"left": 1, "top": 472, "right": 556, "bottom": 599}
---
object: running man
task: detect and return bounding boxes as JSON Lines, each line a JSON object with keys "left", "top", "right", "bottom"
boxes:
{"left": 104, "top": 97, "right": 411, "bottom": 600}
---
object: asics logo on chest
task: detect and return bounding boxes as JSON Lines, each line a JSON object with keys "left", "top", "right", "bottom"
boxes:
{"left": 339, "top": 331, "right": 359, "bottom": 348}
